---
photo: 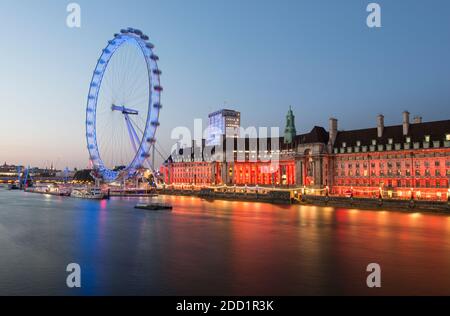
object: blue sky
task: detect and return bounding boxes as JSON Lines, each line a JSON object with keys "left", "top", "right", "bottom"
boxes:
{"left": 0, "top": 0, "right": 449, "bottom": 169}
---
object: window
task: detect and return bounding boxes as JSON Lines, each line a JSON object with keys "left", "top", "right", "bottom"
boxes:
{"left": 356, "top": 141, "right": 361, "bottom": 146}
{"left": 372, "top": 139, "right": 377, "bottom": 146}
{"left": 406, "top": 137, "right": 411, "bottom": 143}
{"left": 342, "top": 142, "right": 347, "bottom": 148}
{"left": 446, "top": 134, "right": 450, "bottom": 141}
{"left": 388, "top": 138, "right": 393, "bottom": 145}
{"left": 425, "top": 135, "right": 431, "bottom": 142}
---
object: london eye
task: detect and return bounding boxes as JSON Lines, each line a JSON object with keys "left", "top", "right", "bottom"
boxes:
{"left": 85, "top": 28, "right": 162, "bottom": 182}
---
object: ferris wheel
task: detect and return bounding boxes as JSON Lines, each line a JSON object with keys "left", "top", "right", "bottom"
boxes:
{"left": 85, "top": 28, "right": 162, "bottom": 182}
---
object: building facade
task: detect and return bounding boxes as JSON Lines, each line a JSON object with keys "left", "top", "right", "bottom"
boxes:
{"left": 206, "top": 109, "right": 241, "bottom": 146}
{"left": 161, "top": 109, "right": 450, "bottom": 201}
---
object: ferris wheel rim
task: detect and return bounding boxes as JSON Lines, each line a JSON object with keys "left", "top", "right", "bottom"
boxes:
{"left": 85, "top": 28, "right": 162, "bottom": 182}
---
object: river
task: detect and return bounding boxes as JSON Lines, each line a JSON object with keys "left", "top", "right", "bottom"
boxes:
{"left": 0, "top": 189, "right": 449, "bottom": 295}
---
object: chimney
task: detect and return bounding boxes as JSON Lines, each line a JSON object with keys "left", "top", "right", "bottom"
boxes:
{"left": 402, "top": 111, "right": 410, "bottom": 136}
{"left": 413, "top": 116, "right": 423, "bottom": 124}
{"left": 377, "top": 114, "right": 384, "bottom": 138}
{"left": 329, "top": 117, "right": 338, "bottom": 146}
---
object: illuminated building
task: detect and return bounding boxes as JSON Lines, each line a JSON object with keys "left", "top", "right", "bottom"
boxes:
{"left": 206, "top": 109, "right": 241, "bottom": 146}
{"left": 161, "top": 109, "right": 450, "bottom": 201}
{"left": 0, "top": 163, "right": 23, "bottom": 177}
{"left": 330, "top": 112, "right": 450, "bottom": 201}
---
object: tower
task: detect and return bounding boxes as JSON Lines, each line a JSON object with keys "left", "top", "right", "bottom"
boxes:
{"left": 284, "top": 106, "right": 297, "bottom": 144}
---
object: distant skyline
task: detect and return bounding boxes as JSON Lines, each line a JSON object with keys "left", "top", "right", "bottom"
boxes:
{"left": 1, "top": 0, "right": 449, "bottom": 169}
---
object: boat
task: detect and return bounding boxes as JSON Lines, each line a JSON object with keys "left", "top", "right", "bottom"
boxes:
{"left": 70, "top": 187, "right": 105, "bottom": 200}
{"left": 7, "top": 183, "right": 20, "bottom": 190}
{"left": 135, "top": 203, "right": 172, "bottom": 211}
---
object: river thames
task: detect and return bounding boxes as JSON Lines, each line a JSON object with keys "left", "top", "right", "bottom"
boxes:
{"left": 0, "top": 189, "right": 450, "bottom": 295}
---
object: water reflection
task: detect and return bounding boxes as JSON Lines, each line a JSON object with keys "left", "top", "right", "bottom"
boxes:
{"left": 0, "top": 190, "right": 450, "bottom": 295}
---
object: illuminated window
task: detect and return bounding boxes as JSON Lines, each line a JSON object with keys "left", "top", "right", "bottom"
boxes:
{"left": 406, "top": 137, "right": 411, "bottom": 143}
{"left": 425, "top": 135, "right": 430, "bottom": 142}
{"left": 342, "top": 142, "right": 347, "bottom": 148}
{"left": 356, "top": 141, "right": 361, "bottom": 146}
{"left": 446, "top": 134, "right": 450, "bottom": 141}
{"left": 372, "top": 139, "right": 377, "bottom": 145}
{"left": 388, "top": 138, "right": 393, "bottom": 145}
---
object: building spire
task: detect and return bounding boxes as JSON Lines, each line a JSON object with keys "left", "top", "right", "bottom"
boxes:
{"left": 284, "top": 106, "right": 297, "bottom": 144}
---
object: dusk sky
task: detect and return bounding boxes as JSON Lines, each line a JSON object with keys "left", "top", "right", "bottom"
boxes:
{"left": 0, "top": 0, "right": 449, "bottom": 169}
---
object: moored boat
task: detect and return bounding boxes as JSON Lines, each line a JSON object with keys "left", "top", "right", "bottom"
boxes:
{"left": 7, "top": 183, "right": 20, "bottom": 190}
{"left": 70, "top": 187, "right": 105, "bottom": 200}
{"left": 135, "top": 203, "right": 172, "bottom": 211}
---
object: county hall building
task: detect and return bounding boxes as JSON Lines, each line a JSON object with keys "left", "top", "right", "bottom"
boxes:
{"left": 160, "top": 108, "right": 450, "bottom": 201}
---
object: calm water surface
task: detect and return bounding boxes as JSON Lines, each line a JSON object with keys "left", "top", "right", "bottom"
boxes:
{"left": 1, "top": 189, "right": 450, "bottom": 295}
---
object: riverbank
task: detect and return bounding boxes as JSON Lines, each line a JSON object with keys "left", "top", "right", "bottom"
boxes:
{"left": 301, "top": 195, "right": 450, "bottom": 214}
{"left": 157, "top": 188, "right": 450, "bottom": 213}
{"left": 157, "top": 188, "right": 293, "bottom": 204}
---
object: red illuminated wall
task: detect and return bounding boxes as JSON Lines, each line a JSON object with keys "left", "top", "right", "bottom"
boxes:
{"left": 232, "top": 161, "right": 296, "bottom": 186}
{"left": 332, "top": 149, "right": 450, "bottom": 201}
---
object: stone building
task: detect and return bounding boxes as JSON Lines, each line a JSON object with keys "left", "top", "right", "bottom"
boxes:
{"left": 160, "top": 108, "right": 450, "bottom": 201}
